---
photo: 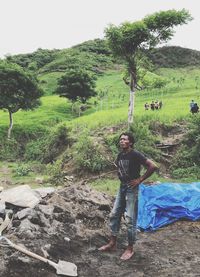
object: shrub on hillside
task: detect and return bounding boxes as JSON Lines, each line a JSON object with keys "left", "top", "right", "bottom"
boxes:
{"left": 131, "top": 121, "right": 161, "bottom": 160}
{"left": 141, "top": 71, "right": 167, "bottom": 89}
{"left": 14, "top": 164, "right": 31, "bottom": 176}
{"left": 0, "top": 138, "right": 22, "bottom": 161}
{"left": 105, "top": 134, "right": 120, "bottom": 157}
{"left": 172, "top": 166, "right": 200, "bottom": 180}
{"left": 46, "top": 159, "right": 65, "bottom": 185}
{"left": 171, "top": 117, "right": 200, "bottom": 178}
{"left": 147, "top": 46, "right": 200, "bottom": 68}
{"left": 74, "top": 132, "right": 110, "bottom": 173}
{"left": 25, "top": 124, "right": 70, "bottom": 163}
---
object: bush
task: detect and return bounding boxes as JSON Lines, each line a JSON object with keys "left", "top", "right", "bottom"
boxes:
{"left": 0, "top": 138, "right": 22, "bottom": 161}
{"left": 171, "top": 166, "right": 200, "bottom": 180}
{"left": 46, "top": 159, "right": 64, "bottom": 185}
{"left": 14, "top": 164, "right": 31, "bottom": 176}
{"left": 25, "top": 124, "right": 70, "bottom": 163}
{"left": 74, "top": 132, "right": 110, "bottom": 173}
{"left": 130, "top": 121, "right": 161, "bottom": 160}
{"left": 171, "top": 117, "right": 200, "bottom": 174}
{"left": 105, "top": 133, "right": 120, "bottom": 157}
{"left": 25, "top": 139, "right": 46, "bottom": 161}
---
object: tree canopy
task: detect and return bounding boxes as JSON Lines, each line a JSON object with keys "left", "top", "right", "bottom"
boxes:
{"left": 104, "top": 9, "right": 192, "bottom": 126}
{"left": 0, "top": 62, "right": 43, "bottom": 138}
{"left": 56, "top": 68, "right": 97, "bottom": 103}
{"left": 105, "top": 9, "right": 192, "bottom": 60}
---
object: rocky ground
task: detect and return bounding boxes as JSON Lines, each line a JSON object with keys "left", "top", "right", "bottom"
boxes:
{"left": 0, "top": 181, "right": 200, "bottom": 277}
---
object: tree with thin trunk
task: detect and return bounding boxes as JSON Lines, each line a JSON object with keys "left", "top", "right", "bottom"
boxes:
{"left": 104, "top": 9, "right": 192, "bottom": 129}
{"left": 0, "top": 62, "right": 43, "bottom": 139}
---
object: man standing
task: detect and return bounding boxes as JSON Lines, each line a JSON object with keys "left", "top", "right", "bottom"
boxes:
{"left": 190, "top": 100, "right": 195, "bottom": 112}
{"left": 99, "top": 132, "right": 158, "bottom": 260}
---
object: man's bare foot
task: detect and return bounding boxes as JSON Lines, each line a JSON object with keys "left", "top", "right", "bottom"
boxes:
{"left": 98, "top": 243, "right": 116, "bottom": 252}
{"left": 120, "top": 247, "right": 134, "bottom": 260}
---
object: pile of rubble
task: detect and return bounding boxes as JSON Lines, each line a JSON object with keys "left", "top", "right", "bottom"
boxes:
{"left": 0, "top": 183, "right": 112, "bottom": 276}
{"left": 0, "top": 183, "right": 200, "bottom": 277}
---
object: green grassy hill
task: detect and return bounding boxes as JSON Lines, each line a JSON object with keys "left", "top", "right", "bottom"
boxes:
{"left": 1, "top": 67, "right": 199, "bottom": 132}
{"left": 1, "top": 39, "right": 200, "bottom": 187}
{"left": 148, "top": 46, "right": 200, "bottom": 68}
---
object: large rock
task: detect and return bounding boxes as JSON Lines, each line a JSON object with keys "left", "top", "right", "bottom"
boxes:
{"left": 0, "top": 185, "right": 40, "bottom": 208}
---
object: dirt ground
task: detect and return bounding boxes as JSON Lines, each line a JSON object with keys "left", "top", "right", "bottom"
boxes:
{"left": 0, "top": 181, "right": 200, "bottom": 277}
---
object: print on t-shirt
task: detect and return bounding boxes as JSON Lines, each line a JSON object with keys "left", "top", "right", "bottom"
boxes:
{"left": 116, "top": 150, "right": 147, "bottom": 183}
{"left": 118, "top": 159, "right": 130, "bottom": 182}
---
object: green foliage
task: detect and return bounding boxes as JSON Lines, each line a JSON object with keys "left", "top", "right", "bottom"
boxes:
{"left": 105, "top": 9, "right": 192, "bottom": 58}
{"left": 56, "top": 68, "right": 97, "bottom": 103}
{"left": 38, "top": 72, "right": 64, "bottom": 95}
{"left": 74, "top": 132, "right": 110, "bottom": 173}
{"left": 104, "top": 9, "right": 192, "bottom": 125}
{"left": 25, "top": 124, "right": 69, "bottom": 163}
{"left": 130, "top": 121, "right": 161, "bottom": 160}
{"left": 14, "top": 164, "right": 31, "bottom": 176}
{"left": 144, "top": 9, "right": 192, "bottom": 46}
{"left": 1, "top": 47, "right": 200, "bottom": 183}
{"left": 73, "top": 39, "right": 111, "bottom": 55}
{"left": 172, "top": 167, "right": 200, "bottom": 181}
{"left": 40, "top": 46, "right": 113, "bottom": 74}
{"left": 6, "top": 48, "right": 58, "bottom": 71}
{"left": 0, "top": 66, "right": 198, "bottom": 164}
{"left": 171, "top": 117, "right": 200, "bottom": 177}
{"left": 46, "top": 159, "right": 64, "bottom": 185}
{"left": 105, "top": 134, "right": 120, "bottom": 157}
{"left": 0, "top": 61, "right": 43, "bottom": 113}
{"left": 147, "top": 46, "right": 200, "bottom": 68}
{"left": 40, "top": 49, "right": 93, "bottom": 73}
{"left": 0, "top": 138, "right": 22, "bottom": 160}
{"left": 0, "top": 61, "right": 43, "bottom": 138}
{"left": 6, "top": 40, "right": 113, "bottom": 77}
{"left": 140, "top": 71, "right": 167, "bottom": 89}
{"left": 105, "top": 21, "right": 149, "bottom": 58}
{"left": 105, "top": 9, "right": 192, "bottom": 95}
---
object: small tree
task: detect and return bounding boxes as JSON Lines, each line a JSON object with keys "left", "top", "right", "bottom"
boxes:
{"left": 105, "top": 9, "right": 192, "bottom": 128}
{"left": 56, "top": 68, "right": 97, "bottom": 107}
{"left": 0, "top": 62, "right": 43, "bottom": 138}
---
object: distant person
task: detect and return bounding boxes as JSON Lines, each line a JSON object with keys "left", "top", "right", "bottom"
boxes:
{"left": 150, "top": 101, "right": 155, "bottom": 111}
{"left": 190, "top": 100, "right": 195, "bottom": 112}
{"left": 155, "top": 100, "right": 159, "bottom": 110}
{"left": 98, "top": 132, "right": 158, "bottom": 260}
{"left": 159, "top": 100, "right": 163, "bottom": 109}
{"left": 191, "top": 102, "right": 199, "bottom": 114}
{"left": 144, "top": 103, "right": 149, "bottom": 111}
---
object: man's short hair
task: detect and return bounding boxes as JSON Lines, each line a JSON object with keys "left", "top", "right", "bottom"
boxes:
{"left": 119, "top": 132, "right": 135, "bottom": 146}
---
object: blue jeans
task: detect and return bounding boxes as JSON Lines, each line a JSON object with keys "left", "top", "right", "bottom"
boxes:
{"left": 109, "top": 184, "right": 139, "bottom": 246}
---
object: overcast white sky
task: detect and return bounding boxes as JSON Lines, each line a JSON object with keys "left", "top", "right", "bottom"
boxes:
{"left": 0, "top": 0, "right": 200, "bottom": 58}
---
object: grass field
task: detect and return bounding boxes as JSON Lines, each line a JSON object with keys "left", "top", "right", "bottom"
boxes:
{"left": 0, "top": 67, "right": 199, "bottom": 134}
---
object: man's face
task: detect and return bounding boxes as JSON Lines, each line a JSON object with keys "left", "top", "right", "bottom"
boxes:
{"left": 119, "top": 135, "right": 132, "bottom": 150}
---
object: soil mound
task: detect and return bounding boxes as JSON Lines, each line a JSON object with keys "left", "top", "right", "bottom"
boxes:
{"left": 0, "top": 183, "right": 200, "bottom": 277}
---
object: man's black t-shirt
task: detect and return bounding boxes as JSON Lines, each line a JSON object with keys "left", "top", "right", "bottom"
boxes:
{"left": 116, "top": 149, "right": 147, "bottom": 183}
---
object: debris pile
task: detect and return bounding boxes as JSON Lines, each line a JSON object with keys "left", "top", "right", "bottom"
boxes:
{"left": 0, "top": 183, "right": 200, "bottom": 276}
{"left": 0, "top": 183, "right": 112, "bottom": 276}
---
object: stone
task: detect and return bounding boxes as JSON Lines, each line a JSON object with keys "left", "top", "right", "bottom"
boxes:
{"left": 0, "top": 185, "right": 40, "bottom": 208}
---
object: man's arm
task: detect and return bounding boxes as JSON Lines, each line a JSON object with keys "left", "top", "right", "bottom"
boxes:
{"left": 130, "top": 159, "right": 158, "bottom": 187}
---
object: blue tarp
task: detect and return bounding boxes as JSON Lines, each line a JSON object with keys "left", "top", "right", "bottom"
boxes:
{"left": 137, "top": 182, "right": 200, "bottom": 231}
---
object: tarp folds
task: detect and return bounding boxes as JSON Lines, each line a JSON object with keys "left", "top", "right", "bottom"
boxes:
{"left": 138, "top": 182, "right": 200, "bottom": 231}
